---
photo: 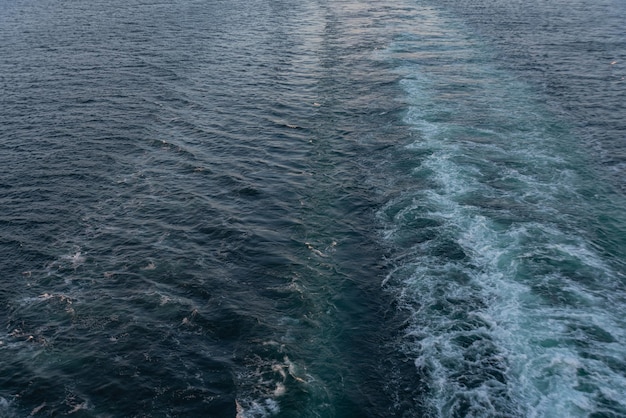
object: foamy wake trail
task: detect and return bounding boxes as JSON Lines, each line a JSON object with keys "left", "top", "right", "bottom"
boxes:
{"left": 379, "top": 9, "right": 626, "bottom": 417}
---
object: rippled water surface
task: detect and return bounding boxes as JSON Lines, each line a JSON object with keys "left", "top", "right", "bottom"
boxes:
{"left": 1, "top": 0, "right": 625, "bottom": 416}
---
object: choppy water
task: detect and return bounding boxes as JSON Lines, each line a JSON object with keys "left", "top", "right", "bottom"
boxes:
{"left": 1, "top": 0, "right": 625, "bottom": 417}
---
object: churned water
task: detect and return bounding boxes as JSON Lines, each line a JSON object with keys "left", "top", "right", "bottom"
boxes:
{"left": 1, "top": 0, "right": 624, "bottom": 417}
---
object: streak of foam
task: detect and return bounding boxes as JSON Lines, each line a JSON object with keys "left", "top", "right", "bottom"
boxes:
{"left": 234, "top": 354, "right": 315, "bottom": 418}
{"left": 379, "top": 6, "right": 626, "bottom": 417}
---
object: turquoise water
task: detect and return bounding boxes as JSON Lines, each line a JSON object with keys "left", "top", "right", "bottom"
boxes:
{"left": 378, "top": 5, "right": 626, "bottom": 416}
{"left": 1, "top": 0, "right": 625, "bottom": 416}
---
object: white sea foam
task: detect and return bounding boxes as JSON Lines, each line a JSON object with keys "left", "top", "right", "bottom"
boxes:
{"left": 380, "top": 5, "right": 626, "bottom": 416}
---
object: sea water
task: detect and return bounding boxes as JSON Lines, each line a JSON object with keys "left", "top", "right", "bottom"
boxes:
{"left": 1, "top": 0, "right": 624, "bottom": 416}
{"left": 379, "top": 3, "right": 626, "bottom": 416}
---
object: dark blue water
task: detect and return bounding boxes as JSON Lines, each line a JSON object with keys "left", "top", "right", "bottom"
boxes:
{"left": 1, "top": 0, "right": 625, "bottom": 417}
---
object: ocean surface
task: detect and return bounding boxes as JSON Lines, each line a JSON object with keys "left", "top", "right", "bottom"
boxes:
{"left": 1, "top": 0, "right": 625, "bottom": 416}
